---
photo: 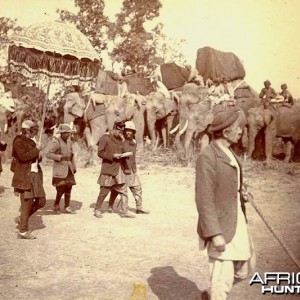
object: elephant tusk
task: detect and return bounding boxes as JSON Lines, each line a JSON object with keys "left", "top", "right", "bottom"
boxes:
{"left": 179, "top": 119, "right": 189, "bottom": 136}
{"left": 169, "top": 124, "right": 179, "bottom": 134}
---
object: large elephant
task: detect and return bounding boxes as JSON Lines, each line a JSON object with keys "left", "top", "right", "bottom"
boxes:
{"left": 83, "top": 93, "right": 147, "bottom": 151}
{"left": 145, "top": 91, "right": 178, "bottom": 148}
{"left": 173, "top": 83, "right": 261, "bottom": 160}
{"left": 247, "top": 104, "right": 300, "bottom": 163}
{"left": 171, "top": 83, "right": 211, "bottom": 158}
{"left": 179, "top": 101, "right": 247, "bottom": 161}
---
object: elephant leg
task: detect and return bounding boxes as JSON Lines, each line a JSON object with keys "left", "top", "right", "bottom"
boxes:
{"left": 284, "top": 140, "right": 294, "bottom": 163}
{"left": 174, "top": 132, "right": 180, "bottom": 148}
{"left": 165, "top": 115, "right": 175, "bottom": 148}
{"left": 132, "top": 114, "right": 144, "bottom": 149}
{"left": 184, "top": 128, "right": 195, "bottom": 161}
{"left": 241, "top": 127, "right": 248, "bottom": 151}
{"left": 83, "top": 126, "right": 92, "bottom": 148}
{"left": 264, "top": 127, "right": 276, "bottom": 165}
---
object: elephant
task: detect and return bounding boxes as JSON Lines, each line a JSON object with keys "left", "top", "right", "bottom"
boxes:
{"left": 178, "top": 101, "right": 247, "bottom": 161}
{"left": 83, "top": 93, "right": 147, "bottom": 151}
{"left": 145, "top": 91, "right": 178, "bottom": 149}
{"left": 247, "top": 104, "right": 300, "bottom": 163}
{"left": 172, "top": 83, "right": 261, "bottom": 160}
{"left": 171, "top": 83, "right": 211, "bottom": 158}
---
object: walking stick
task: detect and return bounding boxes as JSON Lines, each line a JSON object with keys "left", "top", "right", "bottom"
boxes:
{"left": 248, "top": 194, "right": 300, "bottom": 269}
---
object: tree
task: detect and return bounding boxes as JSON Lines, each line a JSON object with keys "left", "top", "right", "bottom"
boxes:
{"left": 57, "top": 0, "right": 111, "bottom": 57}
{"left": 152, "top": 25, "right": 187, "bottom": 67}
{"left": 0, "top": 17, "right": 22, "bottom": 50}
{"left": 110, "top": 0, "right": 163, "bottom": 71}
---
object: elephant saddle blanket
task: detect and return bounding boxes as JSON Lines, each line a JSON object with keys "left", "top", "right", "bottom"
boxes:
{"left": 85, "top": 101, "right": 106, "bottom": 122}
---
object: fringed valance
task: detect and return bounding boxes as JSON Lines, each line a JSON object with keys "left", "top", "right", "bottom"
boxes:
{"left": 8, "top": 45, "right": 100, "bottom": 83}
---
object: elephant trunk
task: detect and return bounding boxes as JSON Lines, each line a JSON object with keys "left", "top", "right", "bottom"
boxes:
{"left": 146, "top": 110, "right": 156, "bottom": 145}
{"left": 179, "top": 119, "right": 189, "bottom": 135}
{"left": 247, "top": 125, "right": 258, "bottom": 158}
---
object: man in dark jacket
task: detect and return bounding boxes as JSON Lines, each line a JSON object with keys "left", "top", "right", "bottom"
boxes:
{"left": 108, "top": 121, "right": 149, "bottom": 214}
{"left": 94, "top": 121, "right": 135, "bottom": 219}
{"left": 11, "top": 120, "right": 46, "bottom": 239}
{"left": 195, "top": 106, "right": 255, "bottom": 300}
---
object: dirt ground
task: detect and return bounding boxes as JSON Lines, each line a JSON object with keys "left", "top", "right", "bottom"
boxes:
{"left": 0, "top": 154, "right": 299, "bottom": 300}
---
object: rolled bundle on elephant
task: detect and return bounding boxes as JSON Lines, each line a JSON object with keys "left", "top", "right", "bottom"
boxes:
{"left": 196, "top": 47, "right": 245, "bottom": 81}
{"left": 125, "top": 74, "right": 155, "bottom": 96}
{"left": 160, "top": 63, "right": 189, "bottom": 90}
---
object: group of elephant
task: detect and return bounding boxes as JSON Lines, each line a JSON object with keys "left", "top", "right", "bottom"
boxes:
{"left": 63, "top": 81, "right": 300, "bottom": 164}
{"left": 1, "top": 80, "right": 299, "bottom": 164}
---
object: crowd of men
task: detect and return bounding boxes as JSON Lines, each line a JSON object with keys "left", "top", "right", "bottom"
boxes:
{"left": 8, "top": 118, "right": 149, "bottom": 240}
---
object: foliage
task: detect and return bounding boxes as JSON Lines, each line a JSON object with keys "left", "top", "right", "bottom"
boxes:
{"left": 152, "top": 29, "right": 187, "bottom": 66}
{"left": 0, "top": 17, "right": 22, "bottom": 50}
{"left": 109, "top": 0, "right": 163, "bottom": 71}
{"left": 56, "top": 0, "right": 186, "bottom": 73}
{"left": 5, "top": 80, "right": 46, "bottom": 122}
{"left": 57, "top": 0, "right": 111, "bottom": 58}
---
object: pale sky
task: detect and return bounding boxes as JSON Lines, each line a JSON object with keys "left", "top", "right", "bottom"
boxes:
{"left": 1, "top": 0, "right": 300, "bottom": 97}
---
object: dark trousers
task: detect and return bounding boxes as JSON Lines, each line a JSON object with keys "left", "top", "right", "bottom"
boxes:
{"left": 109, "top": 175, "right": 143, "bottom": 210}
{"left": 55, "top": 185, "right": 72, "bottom": 208}
{"left": 19, "top": 193, "right": 46, "bottom": 232}
{"left": 95, "top": 183, "right": 128, "bottom": 213}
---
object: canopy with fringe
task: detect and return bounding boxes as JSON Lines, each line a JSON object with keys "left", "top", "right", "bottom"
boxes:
{"left": 8, "top": 21, "right": 100, "bottom": 85}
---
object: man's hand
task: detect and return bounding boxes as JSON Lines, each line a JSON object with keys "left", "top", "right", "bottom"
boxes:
{"left": 241, "top": 185, "right": 253, "bottom": 202}
{"left": 120, "top": 152, "right": 133, "bottom": 158}
{"left": 212, "top": 235, "right": 226, "bottom": 252}
{"left": 113, "top": 153, "right": 122, "bottom": 159}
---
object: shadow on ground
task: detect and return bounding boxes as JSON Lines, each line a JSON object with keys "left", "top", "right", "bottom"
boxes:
{"left": 29, "top": 199, "right": 83, "bottom": 231}
{"left": 148, "top": 266, "right": 203, "bottom": 300}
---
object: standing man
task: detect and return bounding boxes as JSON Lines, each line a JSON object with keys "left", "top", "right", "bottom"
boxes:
{"left": 195, "top": 106, "right": 254, "bottom": 300}
{"left": 94, "top": 121, "right": 135, "bottom": 219}
{"left": 46, "top": 124, "right": 77, "bottom": 214}
{"left": 63, "top": 85, "right": 85, "bottom": 129}
{"left": 11, "top": 120, "right": 46, "bottom": 240}
{"left": 0, "top": 140, "right": 7, "bottom": 176}
{"left": 259, "top": 80, "right": 277, "bottom": 108}
{"left": 108, "top": 121, "right": 150, "bottom": 215}
{"left": 117, "top": 73, "right": 130, "bottom": 99}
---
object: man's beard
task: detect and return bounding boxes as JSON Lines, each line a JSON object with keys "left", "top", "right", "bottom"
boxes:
{"left": 125, "top": 133, "right": 133, "bottom": 141}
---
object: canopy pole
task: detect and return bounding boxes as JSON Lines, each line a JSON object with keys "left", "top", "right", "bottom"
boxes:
{"left": 38, "top": 81, "right": 51, "bottom": 144}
